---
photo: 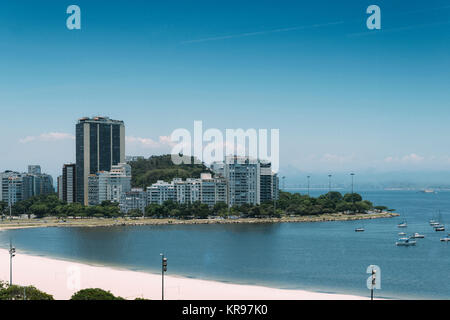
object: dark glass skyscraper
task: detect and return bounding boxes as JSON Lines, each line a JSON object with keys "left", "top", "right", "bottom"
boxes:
{"left": 62, "top": 163, "right": 76, "bottom": 203}
{"left": 76, "top": 117, "right": 125, "bottom": 205}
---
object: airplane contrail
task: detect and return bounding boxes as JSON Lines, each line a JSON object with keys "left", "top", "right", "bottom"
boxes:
{"left": 180, "top": 21, "right": 344, "bottom": 45}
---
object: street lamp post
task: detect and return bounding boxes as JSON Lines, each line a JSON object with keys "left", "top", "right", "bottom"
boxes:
{"left": 9, "top": 240, "right": 15, "bottom": 286}
{"left": 371, "top": 269, "right": 376, "bottom": 301}
{"left": 273, "top": 192, "right": 276, "bottom": 216}
{"left": 350, "top": 173, "right": 355, "bottom": 204}
{"left": 307, "top": 176, "right": 310, "bottom": 196}
{"left": 328, "top": 174, "right": 332, "bottom": 193}
{"left": 160, "top": 253, "right": 167, "bottom": 300}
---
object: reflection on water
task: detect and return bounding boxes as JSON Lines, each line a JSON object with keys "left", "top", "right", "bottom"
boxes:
{"left": 1, "top": 190, "right": 449, "bottom": 299}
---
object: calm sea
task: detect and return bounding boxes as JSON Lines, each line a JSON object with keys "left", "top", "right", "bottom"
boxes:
{"left": 0, "top": 190, "right": 449, "bottom": 299}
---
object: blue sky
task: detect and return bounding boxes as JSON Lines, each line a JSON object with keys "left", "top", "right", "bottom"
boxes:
{"left": 0, "top": 0, "right": 450, "bottom": 182}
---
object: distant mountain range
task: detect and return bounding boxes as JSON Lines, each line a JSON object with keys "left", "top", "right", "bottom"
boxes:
{"left": 277, "top": 169, "right": 450, "bottom": 190}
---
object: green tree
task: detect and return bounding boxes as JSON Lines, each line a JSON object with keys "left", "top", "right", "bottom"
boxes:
{"left": 343, "top": 193, "right": 363, "bottom": 203}
{"left": 29, "top": 203, "right": 49, "bottom": 218}
{"left": 374, "top": 205, "right": 388, "bottom": 212}
{"left": 0, "top": 201, "right": 7, "bottom": 213}
{"left": 0, "top": 284, "right": 54, "bottom": 300}
{"left": 70, "top": 288, "right": 124, "bottom": 300}
{"left": 212, "top": 202, "right": 228, "bottom": 215}
{"left": 128, "top": 209, "right": 143, "bottom": 217}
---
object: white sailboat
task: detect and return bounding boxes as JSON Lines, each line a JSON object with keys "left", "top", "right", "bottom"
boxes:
{"left": 397, "top": 221, "right": 407, "bottom": 228}
{"left": 397, "top": 210, "right": 408, "bottom": 228}
{"left": 434, "top": 211, "right": 445, "bottom": 232}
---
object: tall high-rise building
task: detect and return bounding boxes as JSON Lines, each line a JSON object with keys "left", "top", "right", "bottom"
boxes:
{"left": 260, "top": 161, "right": 279, "bottom": 203}
{"left": 224, "top": 156, "right": 261, "bottom": 207}
{"left": 218, "top": 156, "right": 279, "bottom": 207}
{"left": 57, "top": 176, "right": 63, "bottom": 201}
{"left": 28, "top": 165, "right": 41, "bottom": 175}
{"left": 76, "top": 117, "right": 125, "bottom": 205}
{"left": 61, "top": 163, "right": 76, "bottom": 203}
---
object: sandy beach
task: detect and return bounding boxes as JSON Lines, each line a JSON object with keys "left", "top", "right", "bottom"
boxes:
{"left": 0, "top": 249, "right": 368, "bottom": 300}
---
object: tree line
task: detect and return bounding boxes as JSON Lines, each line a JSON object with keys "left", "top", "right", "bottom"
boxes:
{"left": 1, "top": 191, "right": 389, "bottom": 219}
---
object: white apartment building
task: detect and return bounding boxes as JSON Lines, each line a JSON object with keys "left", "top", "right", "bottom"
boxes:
{"left": 199, "top": 173, "right": 227, "bottom": 207}
{"left": 147, "top": 180, "right": 176, "bottom": 205}
{"left": 88, "top": 163, "right": 131, "bottom": 206}
{"left": 223, "top": 156, "right": 261, "bottom": 207}
{"left": 1, "top": 169, "right": 54, "bottom": 206}
{"left": 119, "top": 188, "right": 147, "bottom": 214}
{"left": 147, "top": 173, "right": 227, "bottom": 207}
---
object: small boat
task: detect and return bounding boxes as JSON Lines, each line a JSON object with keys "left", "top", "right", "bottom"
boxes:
{"left": 430, "top": 221, "right": 440, "bottom": 227}
{"left": 396, "top": 238, "right": 416, "bottom": 246}
{"left": 355, "top": 228, "right": 365, "bottom": 232}
{"left": 398, "top": 232, "right": 406, "bottom": 236}
{"left": 397, "top": 221, "right": 407, "bottom": 228}
{"left": 440, "top": 237, "right": 450, "bottom": 242}
{"left": 410, "top": 233, "right": 425, "bottom": 239}
{"left": 435, "top": 226, "right": 445, "bottom": 232}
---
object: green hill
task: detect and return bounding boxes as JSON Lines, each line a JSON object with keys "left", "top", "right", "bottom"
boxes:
{"left": 129, "top": 154, "right": 212, "bottom": 188}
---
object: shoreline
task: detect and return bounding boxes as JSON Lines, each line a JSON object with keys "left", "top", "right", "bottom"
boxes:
{"left": 0, "top": 212, "right": 399, "bottom": 230}
{"left": 0, "top": 248, "right": 371, "bottom": 300}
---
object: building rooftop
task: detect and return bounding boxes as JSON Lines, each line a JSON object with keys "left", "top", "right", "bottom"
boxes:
{"left": 78, "top": 116, "right": 124, "bottom": 125}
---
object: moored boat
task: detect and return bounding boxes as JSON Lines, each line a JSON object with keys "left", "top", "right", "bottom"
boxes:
{"left": 410, "top": 233, "right": 425, "bottom": 239}
{"left": 396, "top": 238, "right": 416, "bottom": 246}
{"left": 397, "top": 221, "right": 407, "bottom": 228}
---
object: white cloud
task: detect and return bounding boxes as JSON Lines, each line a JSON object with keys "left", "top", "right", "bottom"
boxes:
{"left": 125, "top": 135, "right": 176, "bottom": 149}
{"left": 19, "top": 132, "right": 75, "bottom": 144}
{"left": 402, "top": 153, "right": 424, "bottom": 163}
{"left": 384, "top": 153, "right": 424, "bottom": 164}
{"left": 319, "top": 153, "right": 355, "bottom": 163}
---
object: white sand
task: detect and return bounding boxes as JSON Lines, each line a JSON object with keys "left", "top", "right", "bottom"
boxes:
{"left": 0, "top": 249, "right": 367, "bottom": 300}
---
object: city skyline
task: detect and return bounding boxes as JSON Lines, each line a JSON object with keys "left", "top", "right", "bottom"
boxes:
{"left": 1, "top": 0, "right": 450, "bottom": 182}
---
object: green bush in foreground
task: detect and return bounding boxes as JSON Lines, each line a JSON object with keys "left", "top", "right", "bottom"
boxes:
{"left": 0, "top": 284, "right": 54, "bottom": 300}
{"left": 70, "top": 288, "right": 124, "bottom": 300}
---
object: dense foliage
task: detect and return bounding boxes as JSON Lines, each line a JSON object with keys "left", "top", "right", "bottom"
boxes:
{"left": 0, "top": 282, "right": 54, "bottom": 300}
{"left": 130, "top": 154, "right": 211, "bottom": 188}
{"left": 70, "top": 288, "right": 124, "bottom": 300}
{"left": 1, "top": 191, "right": 383, "bottom": 219}
{"left": 0, "top": 201, "right": 7, "bottom": 213}
{"left": 142, "top": 191, "right": 378, "bottom": 218}
{"left": 1, "top": 194, "right": 120, "bottom": 218}
{"left": 277, "top": 191, "right": 374, "bottom": 215}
